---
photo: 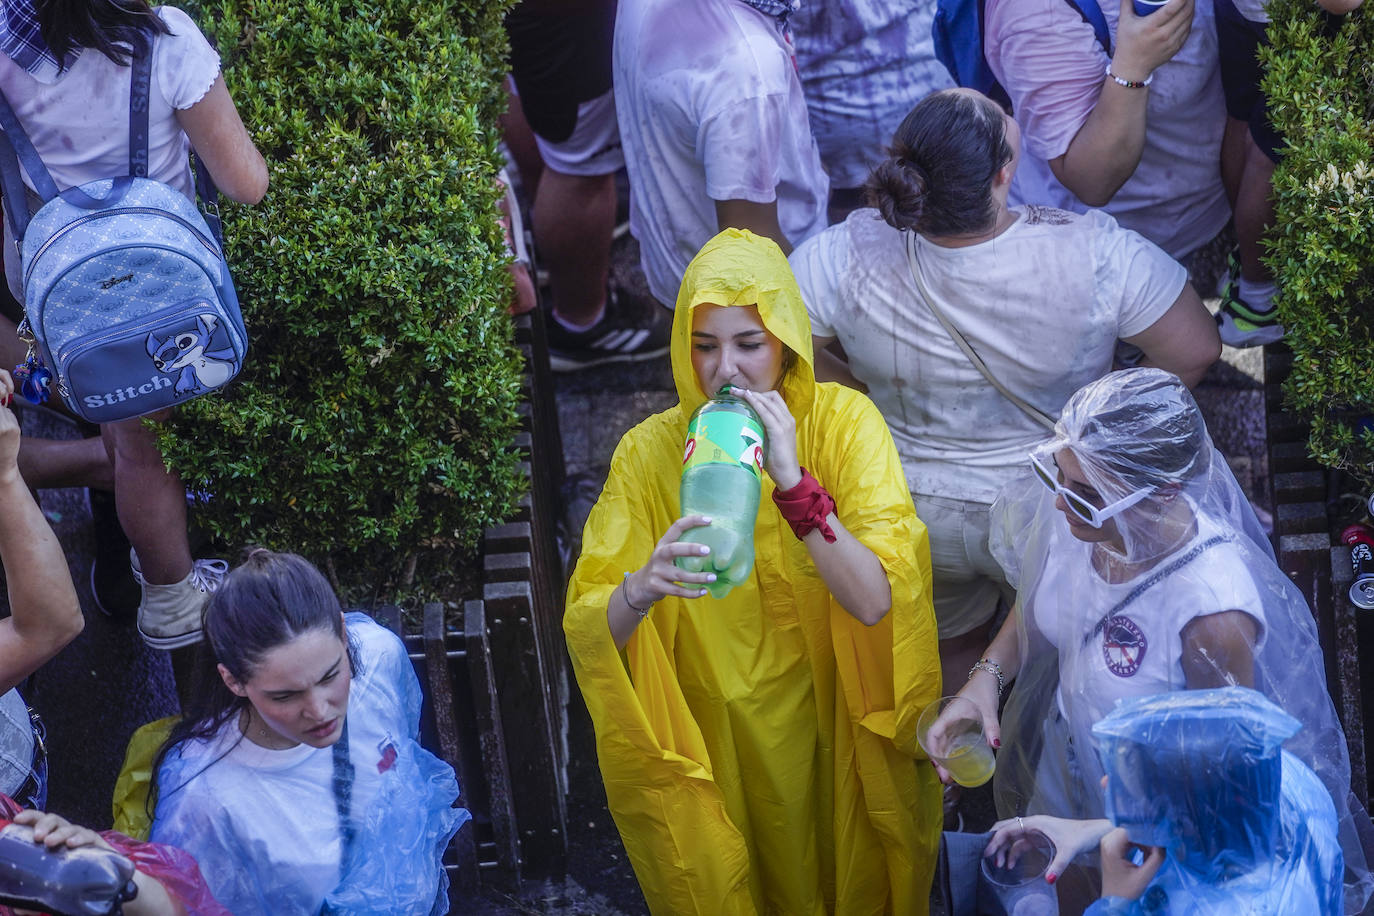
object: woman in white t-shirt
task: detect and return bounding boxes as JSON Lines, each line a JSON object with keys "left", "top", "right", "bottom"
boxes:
{"left": 939, "top": 370, "right": 1370, "bottom": 911}
{"left": 0, "top": 0, "right": 267, "bottom": 648}
{"left": 789, "top": 88, "right": 1220, "bottom": 694}
{"left": 149, "top": 550, "right": 465, "bottom": 915}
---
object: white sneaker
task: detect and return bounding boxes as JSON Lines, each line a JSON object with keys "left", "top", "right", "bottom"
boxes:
{"left": 133, "top": 552, "right": 229, "bottom": 650}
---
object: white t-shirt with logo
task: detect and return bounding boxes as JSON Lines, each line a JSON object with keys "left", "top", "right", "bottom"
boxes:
{"left": 985, "top": 0, "right": 1230, "bottom": 259}
{"left": 613, "top": 0, "right": 830, "bottom": 306}
{"left": 1030, "top": 515, "right": 1268, "bottom": 728}
{"left": 152, "top": 615, "right": 452, "bottom": 915}
{"left": 790, "top": 205, "right": 1185, "bottom": 504}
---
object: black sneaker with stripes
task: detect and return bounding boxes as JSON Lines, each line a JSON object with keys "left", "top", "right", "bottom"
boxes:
{"left": 546, "top": 291, "right": 670, "bottom": 372}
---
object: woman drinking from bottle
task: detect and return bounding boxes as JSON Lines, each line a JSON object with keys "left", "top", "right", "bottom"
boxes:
{"left": 564, "top": 228, "right": 942, "bottom": 915}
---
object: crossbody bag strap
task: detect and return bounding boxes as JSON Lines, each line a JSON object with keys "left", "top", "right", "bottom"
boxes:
{"left": 331, "top": 719, "right": 357, "bottom": 857}
{"left": 1080, "top": 534, "right": 1229, "bottom": 648}
{"left": 905, "top": 232, "right": 1058, "bottom": 432}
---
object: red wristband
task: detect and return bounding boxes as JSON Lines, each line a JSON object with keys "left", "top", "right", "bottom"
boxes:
{"left": 771, "top": 467, "right": 837, "bottom": 543}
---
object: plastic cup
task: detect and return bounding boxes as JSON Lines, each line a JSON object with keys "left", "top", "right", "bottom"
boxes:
{"left": 982, "top": 829, "right": 1057, "bottom": 916}
{"left": 917, "top": 696, "right": 996, "bottom": 788}
{"left": 1132, "top": 0, "right": 1168, "bottom": 14}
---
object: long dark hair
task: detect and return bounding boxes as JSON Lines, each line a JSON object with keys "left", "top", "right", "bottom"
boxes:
{"left": 864, "top": 89, "right": 1013, "bottom": 238}
{"left": 37, "top": 0, "right": 172, "bottom": 66}
{"left": 149, "top": 549, "right": 361, "bottom": 809}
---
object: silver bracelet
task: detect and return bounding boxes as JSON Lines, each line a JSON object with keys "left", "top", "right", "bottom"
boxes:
{"left": 1105, "top": 62, "right": 1153, "bottom": 89}
{"left": 621, "top": 572, "right": 652, "bottom": 619}
{"left": 968, "top": 658, "right": 1005, "bottom": 697}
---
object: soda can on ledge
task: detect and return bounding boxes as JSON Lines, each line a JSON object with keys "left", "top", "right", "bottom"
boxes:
{"left": 1341, "top": 523, "right": 1374, "bottom": 610}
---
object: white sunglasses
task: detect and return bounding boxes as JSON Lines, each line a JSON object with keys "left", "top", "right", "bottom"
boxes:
{"left": 1028, "top": 452, "right": 1151, "bottom": 528}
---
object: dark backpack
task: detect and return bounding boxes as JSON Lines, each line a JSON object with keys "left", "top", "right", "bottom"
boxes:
{"left": 932, "top": 0, "right": 1113, "bottom": 111}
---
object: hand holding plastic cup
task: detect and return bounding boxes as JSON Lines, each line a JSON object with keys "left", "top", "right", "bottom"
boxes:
{"left": 983, "top": 827, "right": 1058, "bottom": 915}
{"left": 917, "top": 696, "right": 996, "bottom": 788}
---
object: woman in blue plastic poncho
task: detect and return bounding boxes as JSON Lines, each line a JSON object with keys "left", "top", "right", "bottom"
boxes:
{"left": 939, "top": 369, "right": 1373, "bottom": 913}
{"left": 564, "top": 229, "right": 943, "bottom": 915}
{"left": 1080, "top": 687, "right": 1345, "bottom": 915}
{"left": 148, "top": 550, "right": 465, "bottom": 915}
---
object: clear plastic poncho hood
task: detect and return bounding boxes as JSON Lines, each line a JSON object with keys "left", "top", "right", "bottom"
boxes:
{"left": 989, "top": 369, "right": 1373, "bottom": 913}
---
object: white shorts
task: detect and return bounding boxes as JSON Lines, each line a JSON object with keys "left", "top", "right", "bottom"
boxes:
{"left": 911, "top": 493, "right": 1015, "bottom": 640}
{"left": 530, "top": 89, "right": 624, "bottom": 177}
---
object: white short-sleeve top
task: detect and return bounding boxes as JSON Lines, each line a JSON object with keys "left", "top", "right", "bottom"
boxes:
{"left": 0, "top": 6, "right": 220, "bottom": 200}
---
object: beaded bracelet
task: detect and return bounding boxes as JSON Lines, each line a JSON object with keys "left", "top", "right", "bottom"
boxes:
{"left": 968, "top": 658, "right": 1006, "bottom": 697}
{"left": 1105, "top": 63, "right": 1153, "bottom": 89}
{"left": 621, "top": 572, "right": 651, "bottom": 619}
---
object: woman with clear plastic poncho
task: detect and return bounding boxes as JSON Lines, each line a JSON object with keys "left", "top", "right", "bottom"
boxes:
{"left": 935, "top": 368, "right": 1373, "bottom": 913}
{"left": 564, "top": 229, "right": 943, "bottom": 914}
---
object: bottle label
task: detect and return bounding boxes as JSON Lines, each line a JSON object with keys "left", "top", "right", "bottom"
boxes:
{"left": 683, "top": 411, "right": 764, "bottom": 480}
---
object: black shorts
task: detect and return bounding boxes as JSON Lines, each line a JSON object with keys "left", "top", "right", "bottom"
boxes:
{"left": 1213, "top": 0, "right": 1282, "bottom": 163}
{"left": 506, "top": 0, "right": 616, "bottom": 144}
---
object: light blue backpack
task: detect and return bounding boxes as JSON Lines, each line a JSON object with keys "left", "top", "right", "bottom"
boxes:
{"left": 0, "top": 46, "right": 246, "bottom": 424}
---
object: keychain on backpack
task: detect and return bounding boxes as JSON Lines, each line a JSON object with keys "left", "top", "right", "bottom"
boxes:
{"left": 13, "top": 354, "right": 51, "bottom": 407}
{"left": 12, "top": 320, "right": 51, "bottom": 407}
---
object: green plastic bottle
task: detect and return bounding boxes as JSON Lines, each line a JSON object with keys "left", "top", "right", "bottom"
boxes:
{"left": 675, "top": 388, "right": 766, "bottom": 598}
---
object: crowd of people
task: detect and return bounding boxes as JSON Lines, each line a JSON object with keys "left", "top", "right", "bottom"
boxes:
{"left": 538, "top": 0, "right": 1373, "bottom": 914}
{"left": 0, "top": 0, "right": 1366, "bottom": 911}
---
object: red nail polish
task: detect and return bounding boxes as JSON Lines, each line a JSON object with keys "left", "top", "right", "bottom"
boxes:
{"left": 992, "top": 738, "right": 1001, "bottom": 748}
{"left": 1046, "top": 873, "right": 1057, "bottom": 885}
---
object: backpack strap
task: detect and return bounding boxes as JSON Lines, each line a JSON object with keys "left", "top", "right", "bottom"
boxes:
{"left": 0, "top": 87, "right": 60, "bottom": 243}
{"left": 129, "top": 43, "right": 151, "bottom": 179}
{"left": 1067, "top": 0, "right": 1113, "bottom": 58}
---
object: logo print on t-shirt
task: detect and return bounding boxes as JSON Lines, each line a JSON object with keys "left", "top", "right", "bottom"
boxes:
{"left": 1102, "top": 615, "right": 1147, "bottom": 677}
{"left": 376, "top": 737, "right": 398, "bottom": 774}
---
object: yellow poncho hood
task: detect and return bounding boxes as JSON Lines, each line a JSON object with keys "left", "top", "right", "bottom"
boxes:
{"left": 669, "top": 228, "right": 815, "bottom": 418}
{"left": 566, "top": 230, "right": 941, "bottom": 915}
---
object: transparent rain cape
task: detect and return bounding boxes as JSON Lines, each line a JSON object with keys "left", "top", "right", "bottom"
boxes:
{"left": 988, "top": 370, "right": 1373, "bottom": 913}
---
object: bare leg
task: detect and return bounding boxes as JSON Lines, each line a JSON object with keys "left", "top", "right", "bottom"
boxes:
{"left": 534, "top": 168, "right": 615, "bottom": 326}
{"left": 500, "top": 78, "right": 545, "bottom": 199}
{"left": 101, "top": 413, "right": 190, "bottom": 585}
{"left": 1220, "top": 116, "right": 1249, "bottom": 210}
{"left": 1234, "top": 132, "right": 1277, "bottom": 285}
{"left": 17, "top": 434, "right": 114, "bottom": 490}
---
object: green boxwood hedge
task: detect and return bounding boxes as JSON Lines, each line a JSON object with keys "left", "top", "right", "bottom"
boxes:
{"left": 165, "top": 0, "right": 524, "bottom": 598}
{"left": 1264, "top": 0, "right": 1374, "bottom": 488}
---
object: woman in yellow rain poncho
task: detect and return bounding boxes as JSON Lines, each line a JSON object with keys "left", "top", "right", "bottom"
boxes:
{"left": 564, "top": 229, "right": 942, "bottom": 915}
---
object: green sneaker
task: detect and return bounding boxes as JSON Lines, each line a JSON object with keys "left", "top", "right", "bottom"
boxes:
{"left": 1216, "top": 283, "right": 1284, "bottom": 348}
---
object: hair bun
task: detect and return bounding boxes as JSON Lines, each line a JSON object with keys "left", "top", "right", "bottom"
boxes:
{"left": 864, "top": 155, "right": 928, "bottom": 232}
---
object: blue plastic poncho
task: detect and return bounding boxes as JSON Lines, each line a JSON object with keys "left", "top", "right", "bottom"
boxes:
{"left": 1085, "top": 687, "right": 1343, "bottom": 916}
{"left": 152, "top": 613, "right": 465, "bottom": 915}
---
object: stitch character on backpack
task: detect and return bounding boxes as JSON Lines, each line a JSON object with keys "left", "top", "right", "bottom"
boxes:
{"left": 146, "top": 314, "right": 239, "bottom": 397}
